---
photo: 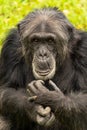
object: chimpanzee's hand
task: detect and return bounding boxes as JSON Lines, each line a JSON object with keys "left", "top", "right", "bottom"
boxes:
{"left": 26, "top": 80, "right": 55, "bottom": 127}
{"left": 26, "top": 101, "right": 55, "bottom": 127}
{"left": 27, "top": 80, "right": 65, "bottom": 112}
{"left": 27, "top": 80, "right": 64, "bottom": 98}
{"left": 27, "top": 80, "right": 49, "bottom": 97}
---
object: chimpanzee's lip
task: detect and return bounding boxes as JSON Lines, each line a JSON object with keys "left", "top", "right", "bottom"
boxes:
{"left": 35, "top": 69, "right": 50, "bottom": 76}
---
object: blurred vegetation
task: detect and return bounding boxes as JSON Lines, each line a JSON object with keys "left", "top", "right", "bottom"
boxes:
{"left": 0, "top": 0, "right": 87, "bottom": 48}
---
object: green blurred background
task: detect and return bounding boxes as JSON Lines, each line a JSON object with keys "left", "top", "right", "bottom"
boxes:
{"left": 0, "top": 0, "right": 87, "bottom": 48}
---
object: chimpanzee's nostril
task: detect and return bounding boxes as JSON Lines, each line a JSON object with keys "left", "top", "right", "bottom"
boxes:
{"left": 39, "top": 49, "right": 48, "bottom": 58}
{"left": 44, "top": 53, "right": 47, "bottom": 57}
{"left": 39, "top": 53, "right": 42, "bottom": 57}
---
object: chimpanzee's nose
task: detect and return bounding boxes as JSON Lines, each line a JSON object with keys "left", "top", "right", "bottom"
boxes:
{"left": 38, "top": 46, "right": 48, "bottom": 59}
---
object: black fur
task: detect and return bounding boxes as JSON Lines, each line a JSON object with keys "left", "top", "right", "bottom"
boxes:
{"left": 0, "top": 7, "right": 87, "bottom": 130}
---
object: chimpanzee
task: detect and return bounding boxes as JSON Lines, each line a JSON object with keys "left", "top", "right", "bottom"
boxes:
{"left": 0, "top": 7, "right": 87, "bottom": 130}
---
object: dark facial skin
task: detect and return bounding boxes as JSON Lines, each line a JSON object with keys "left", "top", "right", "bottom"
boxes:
{"left": 24, "top": 32, "right": 57, "bottom": 81}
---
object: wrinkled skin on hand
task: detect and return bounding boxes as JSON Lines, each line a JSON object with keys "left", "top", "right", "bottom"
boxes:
{"left": 26, "top": 80, "right": 57, "bottom": 127}
{"left": 27, "top": 80, "right": 59, "bottom": 127}
{"left": 26, "top": 80, "right": 65, "bottom": 126}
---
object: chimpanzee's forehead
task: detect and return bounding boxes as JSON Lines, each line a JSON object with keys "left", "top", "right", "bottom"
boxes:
{"left": 30, "top": 20, "right": 54, "bottom": 33}
{"left": 20, "top": 18, "right": 58, "bottom": 39}
{"left": 20, "top": 18, "right": 69, "bottom": 42}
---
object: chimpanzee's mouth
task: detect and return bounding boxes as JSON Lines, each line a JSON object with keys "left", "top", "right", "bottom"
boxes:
{"left": 35, "top": 69, "right": 50, "bottom": 76}
{"left": 32, "top": 58, "right": 56, "bottom": 80}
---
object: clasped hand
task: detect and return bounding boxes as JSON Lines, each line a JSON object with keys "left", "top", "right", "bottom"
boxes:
{"left": 26, "top": 80, "right": 64, "bottom": 127}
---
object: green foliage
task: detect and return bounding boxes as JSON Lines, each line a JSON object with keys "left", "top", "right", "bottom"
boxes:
{"left": 0, "top": 0, "right": 87, "bottom": 48}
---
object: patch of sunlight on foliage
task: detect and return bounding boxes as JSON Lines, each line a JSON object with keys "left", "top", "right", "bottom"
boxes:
{"left": 0, "top": 0, "right": 87, "bottom": 48}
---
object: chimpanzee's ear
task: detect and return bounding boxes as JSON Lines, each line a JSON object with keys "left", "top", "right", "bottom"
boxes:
{"left": 68, "top": 25, "right": 81, "bottom": 45}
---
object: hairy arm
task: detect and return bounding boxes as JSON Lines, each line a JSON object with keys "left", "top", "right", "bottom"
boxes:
{"left": 0, "top": 29, "right": 30, "bottom": 117}
{"left": 0, "top": 87, "right": 29, "bottom": 115}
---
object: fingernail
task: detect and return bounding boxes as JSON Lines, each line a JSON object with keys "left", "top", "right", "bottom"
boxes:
{"left": 28, "top": 96, "right": 37, "bottom": 102}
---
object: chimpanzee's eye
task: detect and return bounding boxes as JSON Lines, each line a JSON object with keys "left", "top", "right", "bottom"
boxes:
{"left": 47, "top": 37, "right": 55, "bottom": 45}
{"left": 31, "top": 38, "right": 40, "bottom": 43}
